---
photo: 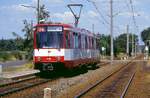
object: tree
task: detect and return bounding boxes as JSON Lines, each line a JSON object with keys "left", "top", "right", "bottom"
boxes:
{"left": 0, "top": 38, "right": 24, "bottom": 51}
{"left": 39, "top": 5, "right": 50, "bottom": 23}
{"left": 22, "top": 20, "right": 34, "bottom": 60}
{"left": 141, "top": 27, "right": 150, "bottom": 45}
{"left": 114, "top": 33, "right": 138, "bottom": 56}
{"left": 141, "top": 27, "right": 150, "bottom": 54}
{"left": 12, "top": 32, "right": 24, "bottom": 50}
{"left": 97, "top": 34, "right": 111, "bottom": 56}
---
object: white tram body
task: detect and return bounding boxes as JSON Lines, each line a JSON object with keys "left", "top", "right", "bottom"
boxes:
{"left": 33, "top": 23, "right": 100, "bottom": 71}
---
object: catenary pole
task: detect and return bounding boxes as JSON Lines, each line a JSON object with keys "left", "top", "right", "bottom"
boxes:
{"left": 92, "top": 24, "right": 95, "bottom": 33}
{"left": 126, "top": 25, "right": 129, "bottom": 58}
{"left": 37, "top": 0, "right": 40, "bottom": 24}
{"left": 132, "top": 32, "right": 134, "bottom": 57}
{"left": 110, "top": 0, "right": 114, "bottom": 63}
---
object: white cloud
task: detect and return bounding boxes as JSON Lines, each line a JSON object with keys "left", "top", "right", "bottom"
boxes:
{"left": 48, "top": 0, "right": 64, "bottom": 3}
{"left": 12, "top": 4, "right": 32, "bottom": 12}
{"left": 138, "top": 11, "right": 150, "bottom": 20}
{"left": 119, "top": 11, "right": 150, "bottom": 22}
{"left": 0, "top": 4, "right": 32, "bottom": 13}
{"left": 52, "top": 11, "right": 74, "bottom": 23}
{"left": 119, "top": 11, "right": 141, "bottom": 17}
{"left": 132, "top": 0, "right": 140, "bottom": 6}
{"left": 90, "top": 0, "right": 100, "bottom": 2}
{"left": 87, "top": 10, "right": 98, "bottom": 18}
{"left": 32, "top": 0, "right": 64, "bottom": 4}
{"left": 52, "top": 10, "right": 99, "bottom": 24}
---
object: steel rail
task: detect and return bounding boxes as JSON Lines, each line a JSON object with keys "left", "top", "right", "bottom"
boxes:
{"left": 0, "top": 76, "right": 37, "bottom": 87}
{"left": 74, "top": 61, "right": 132, "bottom": 98}
{"left": 120, "top": 71, "right": 136, "bottom": 98}
{"left": 0, "top": 78, "right": 52, "bottom": 96}
{"left": 0, "top": 62, "right": 109, "bottom": 97}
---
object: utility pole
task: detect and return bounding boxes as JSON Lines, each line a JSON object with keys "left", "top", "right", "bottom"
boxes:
{"left": 126, "top": 25, "right": 129, "bottom": 58}
{"left": 37, "top": 0, "right": 40, "bottom": 24}
{"left": 135, "top": 41, "right": 137, "bottom": 56}
{"left": 132, "top": 33, "right": 134, "bottom": 57}
{"left": 110, "top": 0, "right": 114, "bottom": 63}
{"left": 21, "top": 0, "right": 41, "bottom": 24}
{"left": 92, "top": 24, "right": 95, "bottom": 33}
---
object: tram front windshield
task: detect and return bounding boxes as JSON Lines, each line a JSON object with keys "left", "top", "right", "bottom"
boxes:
{"left": 36, "top": 31, "right": 63, "bottom": 49}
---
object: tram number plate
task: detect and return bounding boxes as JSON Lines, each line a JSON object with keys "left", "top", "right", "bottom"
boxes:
{"left": 47, "top": 26, "right": 63, "bottom": 32}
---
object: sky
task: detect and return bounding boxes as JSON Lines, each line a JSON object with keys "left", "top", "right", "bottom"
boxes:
{"left": 0, "top": 0, "right": 150, "bottom": 44}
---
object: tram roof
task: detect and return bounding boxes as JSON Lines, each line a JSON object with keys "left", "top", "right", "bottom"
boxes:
{"left": 35, "top": 23, "right": 96, "bottom": 37}
{"left": 36, "top": 23, "right": 73, "bottom": 28}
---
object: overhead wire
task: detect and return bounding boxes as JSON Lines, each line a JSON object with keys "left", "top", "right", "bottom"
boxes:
{"left": 85, "top": 0, "right": 130, "bottom": 35}
{"left": 129, "top": 0, "right": 139, "bottom": 33}
{"left": 84, "top": 0, "right": 110, "bottom": 32}
{"left": 125, "top": 0, "right": 131, "bottom": 11}
{"left": 124, "top": 0, "right": 132, "bottom": 28}
{"left": 86, "top": 0, "right": 109, "bottom": 25}
{"left": 85, "top": 0, "right": 110, "bottom": 34}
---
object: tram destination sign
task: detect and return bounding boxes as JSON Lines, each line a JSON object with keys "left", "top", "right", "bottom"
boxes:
{"left": 47, "top": 26, "right": 63, "bottom": 32}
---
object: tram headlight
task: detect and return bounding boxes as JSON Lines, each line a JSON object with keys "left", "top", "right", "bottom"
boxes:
{"left": 37, "top": 57, "right": 41, "bottom": 61}
{"left": 57, "top": 56, "right": 61, "bottom": 61}
{"left": 47, "top": 57, "right": 51, "bottom": 61}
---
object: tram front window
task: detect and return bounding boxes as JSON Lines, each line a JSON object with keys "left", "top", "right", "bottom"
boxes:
{"left": 36, "top": 31, "right": 63, "bottom": 48}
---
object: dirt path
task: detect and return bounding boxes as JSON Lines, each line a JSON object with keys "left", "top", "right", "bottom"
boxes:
{"left": 125, "top": 60, "right": 150, "bottom": 98}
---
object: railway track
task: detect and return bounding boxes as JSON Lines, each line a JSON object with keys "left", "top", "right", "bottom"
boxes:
{"left": 0, "top": 76, "right": 37, "bottom": 88}
{"left": 0, "top": 76, "right": 52, "bottom": 97}
{"left": 120, "top": 71, "right": 135, "bottom": 98}
{"left": 0, "top": 60, "right": 137, "bottom": 98}
{"left": 74, "top": 60, "right": 139, "bottom": 98}
{"left": 0, "top": 61, "right": 109, "bottom": 98}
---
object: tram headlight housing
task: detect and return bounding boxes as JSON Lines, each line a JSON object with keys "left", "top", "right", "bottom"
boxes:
{"left": 47, "top": 57, "right": 51, "bottom": 61}
{"left": 37, "top": 57, "right": 41, "bottom": 61}
{"left": 57, "top": 56, "right": 61, "bottom": 61}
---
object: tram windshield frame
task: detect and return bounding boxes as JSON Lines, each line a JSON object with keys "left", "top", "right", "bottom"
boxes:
{"left": 36, "top": 26, "right": 64, "bottom": 49}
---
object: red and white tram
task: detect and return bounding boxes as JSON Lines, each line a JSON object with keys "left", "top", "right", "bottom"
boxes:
{"left": 33, "top": 23, "right": 100, "bottom": 71}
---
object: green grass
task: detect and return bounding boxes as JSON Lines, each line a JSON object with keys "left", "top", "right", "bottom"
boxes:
{"left": 0, "top": 51, "right": 27, "bottom": 62}
{"left": 24, "top": 62, "right": 34, "bottom": 69}
{"left": 2, "top": 62, "right": 34, "bottom": 72}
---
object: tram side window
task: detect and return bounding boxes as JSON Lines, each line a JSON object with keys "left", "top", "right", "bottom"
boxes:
{"left": 65, "top": 31, "right": 70, "bottom": 48}
{"left": 85, "top": 36, "right": 88, "bottom": 49}
{"left": 76, "top": 33, "right": 79, "bottom": 48}
{"left": 73, "top": 32, "right": 79, "bottom": 49}
{"left": 78, "top": 34, "right": 81, "bottom": 48}
{"left": 70, "top": 32, "right": 73, "bottom": 48}
{"left": 88, "top": 37, "right": 90, "bottom": 49}
{"left": 87, "top": 36, "right": 90, "bottom": 49}
{"left": 73, "top": 33, "right": 75, "bottom": 48}
{"left": 89, "top": 37, "right": 91, "bottom": 49}
{"left": 92, "top": 37, "right": 94, "bottom": 49}
{"left": 94, "top": 38, "right": 96, "bottom": 49}
{"left": 81, "top": 34, "right": 85, "bottom": 49}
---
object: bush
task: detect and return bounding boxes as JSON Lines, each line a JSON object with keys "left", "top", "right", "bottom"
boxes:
{"left": 24, "top": 62, "right": 34, "bottom": 69}
{"left": 0, "top": 51, "right": 27, "bottom": 62}
{"left": 0, "top": 52, "right": 13, "bottom": 62}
